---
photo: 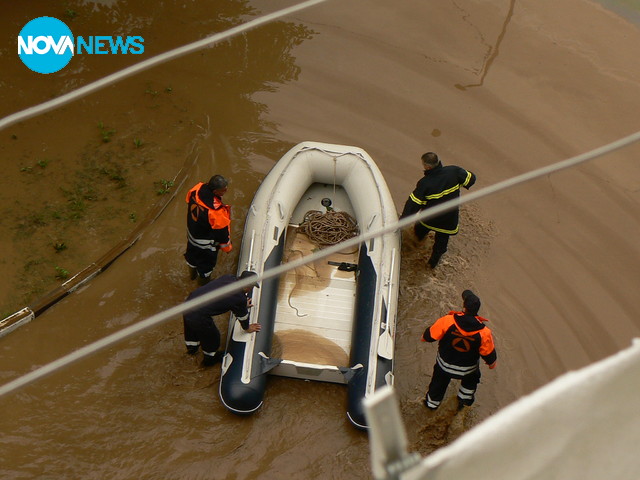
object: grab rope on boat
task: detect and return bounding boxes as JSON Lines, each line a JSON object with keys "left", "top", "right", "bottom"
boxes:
{"left": 299, "top": 210, "right": 359, "bottom": 246}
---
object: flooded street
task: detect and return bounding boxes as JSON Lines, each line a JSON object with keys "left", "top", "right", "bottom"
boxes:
{"left": 2, "top": 0, "right": 640, "bottom": 478}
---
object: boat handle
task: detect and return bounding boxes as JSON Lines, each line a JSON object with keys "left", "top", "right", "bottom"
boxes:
{"left": 368, "top": 214, "right": 377, "bottom": 230}
{"left": 384, "top": 248, "right": 396, "bottom": 333}
{"left": 247, "top": 229, "right": 256, "bottom": 271}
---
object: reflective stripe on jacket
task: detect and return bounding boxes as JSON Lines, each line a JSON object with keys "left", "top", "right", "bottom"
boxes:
{"left": 401, "top": 164, "right": 476, "bottom": 233}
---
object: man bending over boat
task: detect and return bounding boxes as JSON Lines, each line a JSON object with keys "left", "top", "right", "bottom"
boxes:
{"left": 183, "top": 271, "right": 261, "bottom": 366}
{"left": 400, "top": 152, "right": 476, "bottom": 269}
{"left": 184, "top": 174, "right": 233, "bottom": 282}
{"left": 421, "top": 290, "right": 497, "bottom": 410}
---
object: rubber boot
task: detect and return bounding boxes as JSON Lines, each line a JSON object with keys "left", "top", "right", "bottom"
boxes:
{"left": 188, "top": 266, "right": 198, "bottom": 281}
{"left": 202, "top": 351, "right": 224, "bottom": 367}
{"left": 428, "top": 251, "right": 443, "bottom": 269}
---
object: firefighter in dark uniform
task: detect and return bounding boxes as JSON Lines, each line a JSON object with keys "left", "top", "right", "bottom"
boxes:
{"left": 184, "top": 174, "right": 233, "bottom": 281}
{"left": 183, "top": 271, "right": 262, "bottom": 366}
{"left": 422, "top": 290, "right": 497, "bottom": 410}
{"left": 401, "top": 152, "right": 476, "bottom": 268}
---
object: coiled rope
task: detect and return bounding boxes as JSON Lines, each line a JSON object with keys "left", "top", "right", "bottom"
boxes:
{"left": 299, "top": 210, "right": 359, "bottom": 246}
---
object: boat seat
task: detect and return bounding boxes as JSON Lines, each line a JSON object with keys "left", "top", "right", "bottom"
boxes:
{"left": 274, "top": 228, "right": 358, "bottom": 363}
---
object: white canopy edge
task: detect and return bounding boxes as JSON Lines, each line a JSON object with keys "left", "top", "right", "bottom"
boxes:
{"left": 367, "top": 338, "right": 640, "bottom": 480}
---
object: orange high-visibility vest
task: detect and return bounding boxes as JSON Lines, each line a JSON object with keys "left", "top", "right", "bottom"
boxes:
{"left": 186, "top": 183, "right": 232, "bottom": 252}
{"left": 425, "top": 312, "right": 495, "bottom": 358}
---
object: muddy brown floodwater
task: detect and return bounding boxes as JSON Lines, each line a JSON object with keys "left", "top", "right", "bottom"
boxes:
{"left": 1, "top": 0, "right": 640, "bottom": 479}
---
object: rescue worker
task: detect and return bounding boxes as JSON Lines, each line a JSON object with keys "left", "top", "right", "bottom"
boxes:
{"left": 401, "top": 152, "right": 476, "bottom": 268}
{"left": 183, "top": 271, "right": 262, "bottom": 366}
{"left": 422, "top": 290, "right": 497, "bottom": 410}
{"left": 184, "top": 175, "right": 233, "bottom": 281}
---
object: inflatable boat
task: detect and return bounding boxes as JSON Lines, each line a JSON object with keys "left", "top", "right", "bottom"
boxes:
{"left": 219, "top": 141, "right": 400, "bottom": 429}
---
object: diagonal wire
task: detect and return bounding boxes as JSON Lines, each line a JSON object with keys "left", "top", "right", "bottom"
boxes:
{"left": 0, "top": 0, "right": 330, "bottom": 132}
{"left": 1, "top": 129, "right": 639, "bottom": 398}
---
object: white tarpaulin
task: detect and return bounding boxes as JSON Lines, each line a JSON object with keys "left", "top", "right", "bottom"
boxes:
{"left": 401, "top": 338, "right": 640, "bottom": 480}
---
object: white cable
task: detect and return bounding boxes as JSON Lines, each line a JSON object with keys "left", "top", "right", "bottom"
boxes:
{"left": 0, "top": 0, "right": 329, "bottom": 132}
{"left": 1, "top": 129, "right": 639, "bottom": 398}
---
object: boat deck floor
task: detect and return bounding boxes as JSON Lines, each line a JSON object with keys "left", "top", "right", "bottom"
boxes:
{"left": 273, "top": 226, "right": 358, "bottom": 366}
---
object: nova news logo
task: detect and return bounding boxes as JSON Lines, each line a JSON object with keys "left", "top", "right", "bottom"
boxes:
{"left": 18, "top": 16, "right": 145, "bottom": 74}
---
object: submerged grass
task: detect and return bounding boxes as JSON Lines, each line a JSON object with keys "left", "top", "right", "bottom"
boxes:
{"left": 1, "top": 79, "right": 199, "bottom": 318}
{"left": 2, "top": 122, "right": 184, "bottom": 316}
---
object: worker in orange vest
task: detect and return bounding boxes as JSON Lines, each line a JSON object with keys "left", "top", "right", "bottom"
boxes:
{"left": 422, "top": 290, "right": 497, "bottom": 410}
{"left": 184, "top": 175, "right": 233, "bottom": 282}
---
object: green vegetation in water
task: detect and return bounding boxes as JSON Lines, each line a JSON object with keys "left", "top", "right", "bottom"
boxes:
{"left": 20, "top": 158, "right": 53, "bottom": 173}
{"left": 98, "top": 165, "right": 127, "bottom": 187}
{"left": 53, "top": 242, "right": 67, "bottom": 253}
{"left": 145, "top": 86, "right": 159, "bottom": 97}
{"left": 60, "top": 182, "right": 96, "bottom": 219}
{"left": 55, "top": 266, "right": 70, "bottom": 280}
{"left": 155, "top": 179, "right": 174, "bottom": 195}
{"left": 15, "top": 212, "right": 48, "bottom": 236}
{"left": 97, "top": 122, "right": 116, "bottom": 143}
{"left": 2, "top": 10, "right": 315, "bottom": 320}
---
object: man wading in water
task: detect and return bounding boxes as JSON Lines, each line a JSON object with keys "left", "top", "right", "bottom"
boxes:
{"left": 421, "top": 290, "right": 497, "bottom": 410}
{"left": 183, "top": 271, "right": 261, "bottom": 366}
{"left": 184, "top": 175, "right": 233, "bottom": 283}
{"left": 401, "top": 152, "right": 476, "bottom": 269}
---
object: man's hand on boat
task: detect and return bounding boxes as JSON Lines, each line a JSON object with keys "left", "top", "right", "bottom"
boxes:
{"left": 245, "top": 323, "right": 261, "bottom": 333}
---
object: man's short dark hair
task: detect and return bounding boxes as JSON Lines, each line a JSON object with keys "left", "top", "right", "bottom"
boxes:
{"left": 421, "top": 152, "right": 440, "bottom": 168}
{"left": 462, "top": 289, "right": 481, "bottom": 315}
{"left": 239, "top": 270, "right": 260, "bottom": 288}
{"left": 208, "top": 175, "right": 228, "bottom": 191}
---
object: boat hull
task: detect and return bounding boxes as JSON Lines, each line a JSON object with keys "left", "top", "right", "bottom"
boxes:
{"left": 219, "top": 141, "right": 401, "bottom": 428}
